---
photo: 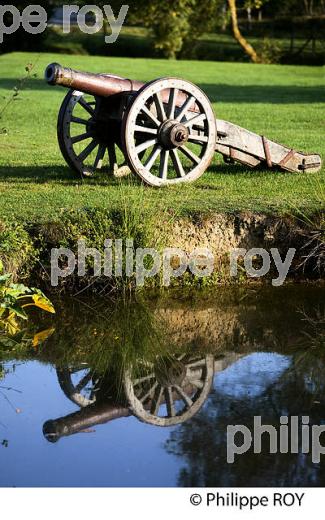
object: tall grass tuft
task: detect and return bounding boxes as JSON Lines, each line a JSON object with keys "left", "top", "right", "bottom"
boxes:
{"left": 289, "top": 176, "right": 325, "bottom": 275}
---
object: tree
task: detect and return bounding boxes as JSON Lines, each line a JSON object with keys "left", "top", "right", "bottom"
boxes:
{"left": 141, "top": 0, "right": 195, "bottom": 59}
{"left": 227, "top": 0, "right": 260, "bottom": 62}
{"left": 125, "top": 0, "right": 221, "bottom": 59}
{"left": 181, "top": 0, "right": 225, "bottom": 57}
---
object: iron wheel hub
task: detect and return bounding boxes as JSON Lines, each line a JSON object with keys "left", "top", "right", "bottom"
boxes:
{"left": 158, "top": 119, "right": 189, "bottom": 149}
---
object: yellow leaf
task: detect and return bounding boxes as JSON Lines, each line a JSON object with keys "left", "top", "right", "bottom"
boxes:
{"left": 32, "top": 295, "right": 55, "bottom": 314}
{"left": 5, "top": 313, "right": 20, "bottom": 335}
{"left": 32, "top": 327, "right": 55, "bottom": 347}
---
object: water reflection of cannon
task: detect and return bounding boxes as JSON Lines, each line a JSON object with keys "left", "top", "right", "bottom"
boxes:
{"left": 43, "top": 352, "right": 240, "bottom": 442}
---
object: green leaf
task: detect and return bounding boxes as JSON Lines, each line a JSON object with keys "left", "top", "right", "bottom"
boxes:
{"left": 5, "top": 305, "right": 28, "bottom": 320}
{"left": 0, "top": 274, "right": 11, "bottom": 283}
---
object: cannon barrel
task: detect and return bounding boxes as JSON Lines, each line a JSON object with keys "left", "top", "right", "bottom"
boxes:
{"left": 43, "top": 402, "right": 130, "bottom": 443}
{"left": 45, "top": 63, "right": 193, "bottom": 109}
{"left": 45, "top": 62, "right": 144, "bottom": 98}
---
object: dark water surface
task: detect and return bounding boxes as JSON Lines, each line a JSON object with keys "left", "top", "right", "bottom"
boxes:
{"left": 0, "top": 286, "right": 324, "bottom": 487}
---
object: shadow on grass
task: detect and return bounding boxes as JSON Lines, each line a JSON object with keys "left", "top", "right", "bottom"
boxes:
{"left": 206, "top": 163, "right": 258, "bottom": 176}
{"left": 198, "top": 83, "right": 325, "bottom": 104}
{"left": 207, "top": 162, "right": 291, "bottom": 176}
{"left": 0, "top": 78, "right": 324, "bottom": 104}
{"left": 0, "top": 165, "right": 145, "bottom": 186}
{"left": 0, "top": 163, "right": 290, "bottom": 189}
{"left": 0, "top": 78, "right": 53, "bottom": 92}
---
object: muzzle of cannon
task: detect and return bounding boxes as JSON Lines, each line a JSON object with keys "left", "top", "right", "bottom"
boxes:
{"left": 43, "top": 402, "right": 130, "bottom": 443}
{"left": 45, "top": 62, "right": 144, "bottom": 98}
{"left": 45, "top": 63, "right": 322, "bottom": 184}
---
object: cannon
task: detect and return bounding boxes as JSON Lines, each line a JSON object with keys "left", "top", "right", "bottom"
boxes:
{"left": 44, "top": 350, "right": 245, "bottom": 442}
{"left": 45, "top": 63, "right": 322, "bottom": 185}
{"left": 43, "top": 351, "right": 217, "bottom": 441}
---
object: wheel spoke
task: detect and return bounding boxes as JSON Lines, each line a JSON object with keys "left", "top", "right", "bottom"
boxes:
{"left": 150, "top": 385, "right": 164, "bottom": 415}
{"left": 170, "top": 149, "right": 185, "bottom": 177}
{"left": 179, "top": 145, "right": 201, "bottom": 165}
{"left": 78, "top": 139, "right": 98, "bottom": 162}
{"left": 174, "top": 384, "right": 193, "bottom": 408}
{"left": 159, "top": 149, "right": 169, "bottom": 180}
{"left": 186, "top": 358, "right": 206, "bottom": 369}
{"left": 71, "top": 131, "right": 93, "bottom": 144}
{"left": 188, "top": 134, "right": 209, "bottom": 144}
{"left": 140, "top": 105, "right": 161, "bottom": 127}
{"left": 176, "top": 95, "right": 195, "bottom": 122}
{"left": 134, "top": 125, "right": 158, "bottom": 135}
{"left": 90, "top": 388, "right": 99, "bottom": 401}
{"left": 167, "top": 88, "right": 177, "bottom": 119}
{"left": 139, "top": 381, "right": 159, "bottom": 403}
{"left": 153, "top": 93, "right": 167, "bottom": 122}
{"left": 71, "top": 116, "right": 90, "bottom": 126}
{"left": 107, "top": 143, "right": 117, "bottom": 171}
{"left": 133, "top": 373, "right": 156, "bottom": 386}
{"left": 135, "top": 138, "right": 158, "bottom": 154}
{"left": 93, "top": 144, "right": 106, "bottom": 170}
{"left": 145, "top": 145, "right": 162, "bottom": 171}
{"left": 69, "top": 365, "right": 88, "bottom": 374}
{"left": 76, "top": 372, "right": 93, "bottom": 393}
{"left": 165, "top": 386, "right": 176, "bottom": 417}
{"left": 78, "top": 97, "right": 95, "bottom": 116}
{"left": 184, "top": 113, "right": 207, "bottom": 128}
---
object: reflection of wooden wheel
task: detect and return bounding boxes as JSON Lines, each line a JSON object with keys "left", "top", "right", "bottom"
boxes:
{"left": 57, "top": 366, "right": 99, "bottom": 407}
{"left": 57, "top": 89, "right": 130, "bottom": 177}
{"left": 124, "top": 354, "right": 214, "bottom": 426}
{"left": 122, "top": 78, "right": 216, "bottom": 186}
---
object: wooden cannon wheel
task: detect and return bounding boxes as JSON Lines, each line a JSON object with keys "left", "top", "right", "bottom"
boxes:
{"left": 123, "top": 353, "right": 214, "bottom": 426}
{"left": 57, "top": 365, "right": 99, "bottom": 408}
{"left": 122, "top": 78, "right": 217, "bottom": 186}
{"left": 57, "top": 89, "right": 130, "bottom": 178}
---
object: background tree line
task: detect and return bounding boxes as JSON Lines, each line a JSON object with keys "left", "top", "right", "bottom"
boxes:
{"left": 2, "top": 1, "right": 325, "bottom": 63}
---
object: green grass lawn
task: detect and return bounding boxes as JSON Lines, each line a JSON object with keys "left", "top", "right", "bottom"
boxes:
{"left": 0, "top": 52, "right": 324, "bottom": 223}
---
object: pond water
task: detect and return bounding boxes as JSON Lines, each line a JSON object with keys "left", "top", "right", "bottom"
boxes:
{"left": 0, "top": 286, "right": 324, "bottom": 487}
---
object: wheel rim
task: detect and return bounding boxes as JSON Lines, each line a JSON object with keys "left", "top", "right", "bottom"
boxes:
{"left": 123, "top": 78, "right": 216, "bottom": 187}
{"left": 57, "top": 90, "right": 129, "bottom": 177}
{"left": 57, "top": 365, "right": 99, "bottom": 407}
{"left": 124, "top": 353, "right": 214, "bottom": 426}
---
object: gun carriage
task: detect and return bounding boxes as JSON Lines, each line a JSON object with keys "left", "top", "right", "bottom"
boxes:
{"left": 45, "top": 63, "right": 321, "bottom": 185}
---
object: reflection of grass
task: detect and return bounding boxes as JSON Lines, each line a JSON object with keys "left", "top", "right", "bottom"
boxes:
{"left": 38, "top": 297, "right": 181, "bottom": 373}
{"left": 287, "top": 306, "right": 325, "bottom": 384}
{"left": 287, "top": 176, "right": 325, "bottom": 274}
{"left": 1, "top": 285, "right": 322, "bottom": 362}
{"left": 281, "top": 307, "right": 325, "bottom": 406}
{"left": 299, "top": 307, "right": 325, "bottom": 350}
